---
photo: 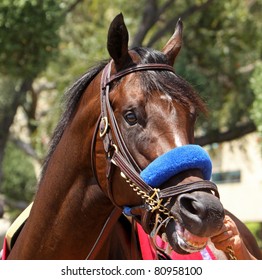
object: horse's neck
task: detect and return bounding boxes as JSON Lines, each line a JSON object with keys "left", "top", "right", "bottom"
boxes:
{"left": 8, "top": 171, "right": 115, "bottom": 259}
{"left": 8, "top": 108, "right": 117, "bottom": 259}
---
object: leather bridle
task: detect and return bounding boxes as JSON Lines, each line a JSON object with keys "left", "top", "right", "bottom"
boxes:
{"left": 88, "top": 60, "right": 219, "bottom": 259}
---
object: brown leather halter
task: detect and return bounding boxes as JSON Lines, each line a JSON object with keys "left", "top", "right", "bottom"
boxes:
{"left": 88, "top": 60, "right": 219, "bottom": 259}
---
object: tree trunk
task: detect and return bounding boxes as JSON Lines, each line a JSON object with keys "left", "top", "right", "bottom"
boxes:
{"left": 0, "top": 78, "right": 33, "bottom": 185}
{"left": 195, "top": 122, "right": 257, "bottom": 147}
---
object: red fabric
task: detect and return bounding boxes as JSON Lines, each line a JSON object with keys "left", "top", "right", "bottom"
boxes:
{"left": 137, "top": 223, "right": 216, "bottom": 260}
{"left": 1, "top": 237, "right": 9, "bottom": 260}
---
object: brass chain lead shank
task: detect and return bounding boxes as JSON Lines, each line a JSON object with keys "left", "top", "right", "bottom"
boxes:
{"left": 121, "top": 172, "right": 238, "bottom": 260}
{"left": 226, "top": 245, "right": 237, "bottom": 260}
{"left": 120, "top": 172, "right": 175, "bottom": 219}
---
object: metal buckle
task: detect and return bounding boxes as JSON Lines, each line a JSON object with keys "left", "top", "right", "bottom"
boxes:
{"left": 99, "top": 117, "right": 109, "bottom": 137}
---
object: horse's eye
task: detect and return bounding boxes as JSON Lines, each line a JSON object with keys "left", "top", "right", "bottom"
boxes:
{"left": 124, "top": 111, "right": 137, "bottom": 125}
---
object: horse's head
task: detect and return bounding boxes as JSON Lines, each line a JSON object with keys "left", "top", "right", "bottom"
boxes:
{"left": 93, "top": 14, "right": 224, "bottom": 255}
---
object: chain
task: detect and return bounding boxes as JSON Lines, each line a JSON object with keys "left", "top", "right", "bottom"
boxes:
{"left": 226, "top": 245, "right": 237, "bottom": 260}
{"left": 121, "top": 171, "right": 239, "bottom": 260}
{"left": 121, "top": 172, "right": 239, "bottom": 260}
{"left": 120, "top": 172, "right": 175, "bottom": 219}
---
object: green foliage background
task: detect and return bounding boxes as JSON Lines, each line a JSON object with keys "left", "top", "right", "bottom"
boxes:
{"left": 1, "top": 142, "right": 36, "bottom": 202}
{"left": 0, "top": 0, "right": 64, "bottom": 78}
{"left": 251, "top": 62, "right": 262, "bottom": 140}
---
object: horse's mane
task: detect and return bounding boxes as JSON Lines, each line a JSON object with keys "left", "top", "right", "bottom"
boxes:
{"left": 40, "top": 47, "right": 206, "bottom": 180}
{"left": 40, "top": 60, "right": 108, "bottom": 179}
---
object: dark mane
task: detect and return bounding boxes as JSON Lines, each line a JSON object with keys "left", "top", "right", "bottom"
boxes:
{"left": 40, "top": 61, "right": 108, "bottom": 179}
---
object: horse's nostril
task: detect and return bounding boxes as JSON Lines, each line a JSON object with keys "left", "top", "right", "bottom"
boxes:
{"left": 180, "top": 196, "right": 196, "bottom": 214}
{"left": 179, "top": 195, "right": 205, "bottom": 217}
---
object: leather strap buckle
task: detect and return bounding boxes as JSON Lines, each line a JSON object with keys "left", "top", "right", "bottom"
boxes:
{"left": 99, "top": 117, "right": 109, "bottom": 137}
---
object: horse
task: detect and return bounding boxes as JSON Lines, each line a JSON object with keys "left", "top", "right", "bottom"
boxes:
{"left": 4, "top": 13, "right": 262, "bottom": 260}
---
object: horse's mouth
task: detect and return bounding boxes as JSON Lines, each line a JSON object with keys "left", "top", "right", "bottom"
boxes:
{"left": 165, "top": 219, "right": 208, "bottom": 254}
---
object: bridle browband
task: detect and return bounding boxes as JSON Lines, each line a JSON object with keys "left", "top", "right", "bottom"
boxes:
{"left": 88, "top": 60, "right": 219, "bottom": 259}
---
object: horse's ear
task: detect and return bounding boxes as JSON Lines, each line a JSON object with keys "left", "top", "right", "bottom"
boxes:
{"left": 107, "top": 13, "right": 132, "bottom": 70}
{"left": 162, "top": 18, "right": 183, "bottom": 66}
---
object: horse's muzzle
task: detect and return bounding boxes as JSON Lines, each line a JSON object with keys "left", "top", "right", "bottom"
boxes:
{"left": 165, "top": 190, "right": 225, "bottom": 254}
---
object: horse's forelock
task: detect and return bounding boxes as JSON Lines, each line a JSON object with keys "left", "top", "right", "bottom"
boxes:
{"left": 132, "top": 47, "right": 207, "bottom": 115}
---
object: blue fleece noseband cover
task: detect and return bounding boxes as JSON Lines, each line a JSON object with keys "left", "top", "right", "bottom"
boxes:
{"left": 140, "top": 144, "right": 212, "bottom": 188}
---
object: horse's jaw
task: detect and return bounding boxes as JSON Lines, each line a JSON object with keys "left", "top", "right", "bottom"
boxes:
{"left": 165, "top": 219, "right": 208, "bottom": 254}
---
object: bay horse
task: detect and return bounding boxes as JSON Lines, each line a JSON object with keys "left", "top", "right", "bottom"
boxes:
{"left": 5, "top": 14, "right": 261, "bottom": 260}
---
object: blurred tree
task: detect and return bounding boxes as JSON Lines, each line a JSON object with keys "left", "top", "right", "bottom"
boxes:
{"left": 250, "top": 62, "right": 262, "bottom": 141}
{"left": 0, "top": 0, "right": 63, "bottom": 78}
{"left": 0, "top": 0, "right": 68, "bottom": 200}
{"left": 1, "top": 142, "right": 36, "bottom": 202}
{"left": 183, "top": 0, "right": 261, "bottom": 146}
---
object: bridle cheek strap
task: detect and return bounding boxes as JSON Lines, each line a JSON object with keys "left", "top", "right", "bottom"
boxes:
{"left": 98, "top": 61, "right": 177, "bottom": 200}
